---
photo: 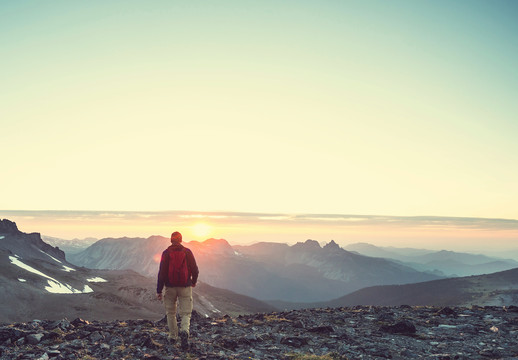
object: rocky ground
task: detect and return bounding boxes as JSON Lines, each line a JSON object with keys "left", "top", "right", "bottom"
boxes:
{"left": 1, "top": 305, "right": 518, "bottom": 359}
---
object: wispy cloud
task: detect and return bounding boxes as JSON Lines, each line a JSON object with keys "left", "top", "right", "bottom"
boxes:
{"left": 2, "top": 210, "right": 517, "bottom": 232}
{"left": 2, "top": 209, "right": 517, "bottom": 255}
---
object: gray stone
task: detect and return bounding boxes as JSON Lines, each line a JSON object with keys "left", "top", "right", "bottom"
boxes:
{"left": 47, "top": 349, "right": 61, "bottom": 357}
{"left": 26, "top": 333, "right": 44, "bottom": 345}
{"left": 380, "top": 320, "right": 417, "bottom": 335}
{"left": 88, "top": 331, "right": 104, "bottom": 342}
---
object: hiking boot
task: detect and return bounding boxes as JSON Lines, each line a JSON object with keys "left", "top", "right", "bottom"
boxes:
{"left": 179, "top": 330, "right": 189, "bottom": 350}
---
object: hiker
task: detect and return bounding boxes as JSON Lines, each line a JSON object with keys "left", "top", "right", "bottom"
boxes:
{"left": 157, "top": 231, "right": 199, "bottom": 349}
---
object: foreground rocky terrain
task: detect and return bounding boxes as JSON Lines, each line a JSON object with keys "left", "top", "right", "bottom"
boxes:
{"left": 2, "top": 305, "right": 518, "bottom": 359}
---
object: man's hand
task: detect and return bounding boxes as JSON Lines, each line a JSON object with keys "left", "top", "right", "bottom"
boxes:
{"left": 157, "top": 293, "right": 163, "bottom": 301}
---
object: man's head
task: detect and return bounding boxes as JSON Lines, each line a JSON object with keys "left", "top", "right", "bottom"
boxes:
{"left": 171, "top": 231, "right": 182, "bottom": 243}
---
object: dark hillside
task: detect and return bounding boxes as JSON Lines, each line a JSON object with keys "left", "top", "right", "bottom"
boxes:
{"left": 326, "top": 277, "right": 471, "bottom": 307}
{"left": 321, "top": 267, "right": 518, "bottom": 308}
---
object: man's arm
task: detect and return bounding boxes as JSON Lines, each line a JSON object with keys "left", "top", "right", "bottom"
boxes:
{"left": 186, "top": 249, "right": 199, "bottom": 286}
{"left": 156, "top": 250, "right": 168, "bottom": 298}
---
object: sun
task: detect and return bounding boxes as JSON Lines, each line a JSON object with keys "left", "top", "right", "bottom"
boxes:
{"left": 192, "top": 223, "right": 212, "bottom": 238}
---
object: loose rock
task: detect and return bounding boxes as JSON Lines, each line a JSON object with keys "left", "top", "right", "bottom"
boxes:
{"left": 1, "top": 306, "right": 518, "bottom": 359}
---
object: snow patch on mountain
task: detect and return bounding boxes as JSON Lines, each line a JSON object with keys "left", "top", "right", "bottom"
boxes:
{"left": 197, "top": 294, "right": 221, "bottom": 315}
{"left": 38, "top": 249, "right": 76, "bottom": 272}
{"left": 39, "top": 249, "right": 63, "bottom": 264}
{"left": 86, "top": 277, "right": 107, "bottom": 283}
{"left": 44, "top": 280, "right": 93, "bottom": 294}
{"left": 62, "top": 265, "right": 76, "bottom": 272}
{"left": 9, "top": 255, "right": 93, "bottom": 294}
{"left": 18, "top": 278, "right": 26, "bottom": 282}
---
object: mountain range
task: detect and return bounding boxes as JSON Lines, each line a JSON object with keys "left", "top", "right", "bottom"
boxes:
{"left": 0, "top": 219, "right": 274, "bottom": 322}
{"left": 69, "top": 236, "right": 440, "bottom": 303}
{"left": 345, "top": 242, "right": 518, "bottom": 277}
{"left": 43, "top": 235, "right": 98, "bottom": 254}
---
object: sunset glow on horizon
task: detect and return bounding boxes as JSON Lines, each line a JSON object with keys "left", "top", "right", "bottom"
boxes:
{"left": 1, "top": 1, "right": 517, "bottom": 252}
{"left": 2, "top": 210, "right": 518, "bottom": 257}
{"left": 191, "top": 223, "right": 213, "bottom": 239}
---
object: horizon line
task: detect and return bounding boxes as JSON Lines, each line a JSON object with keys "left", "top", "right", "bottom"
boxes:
{"left": 1, "top": 209, "right": 517, "bottom": 222}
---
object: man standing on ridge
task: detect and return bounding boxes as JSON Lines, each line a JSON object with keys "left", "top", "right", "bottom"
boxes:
{"left": 157, "top": 231, "right": 199, "bottom": 349}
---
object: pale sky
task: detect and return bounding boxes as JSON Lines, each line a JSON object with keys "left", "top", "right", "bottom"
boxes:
{"left": 2, "top": 1, "right": 518, "bottom": 220}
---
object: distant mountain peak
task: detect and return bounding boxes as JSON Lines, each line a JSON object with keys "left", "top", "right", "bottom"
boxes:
{"left": 437, "top": 250, "right": 454, "bottom": 254}
{"left": 199, "top": 238, "right": 234, "bottom": 255}
{"left": 147, "top": 235, "right": 168, "bottom": 242}
{"left": 202, "top": 238, "right": 231, "bottom": 246}
{"left": 350, "top": 242, "right": 378, "bottom": 248}
{"left": 0, "top": 219, "right": 66, "bottom": 263}
{"left": 323, "top": 240, "right": 340, "bottom": 251}
{"left": 0, "top": 219, "right": 21, "bottom": 234}
{"left": 293, "top": 239, "right": 321, "bottom": 250}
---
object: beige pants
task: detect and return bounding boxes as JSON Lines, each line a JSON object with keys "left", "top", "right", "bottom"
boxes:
{"left": 163, "top": 286, "right": 193, "bottom": 339}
